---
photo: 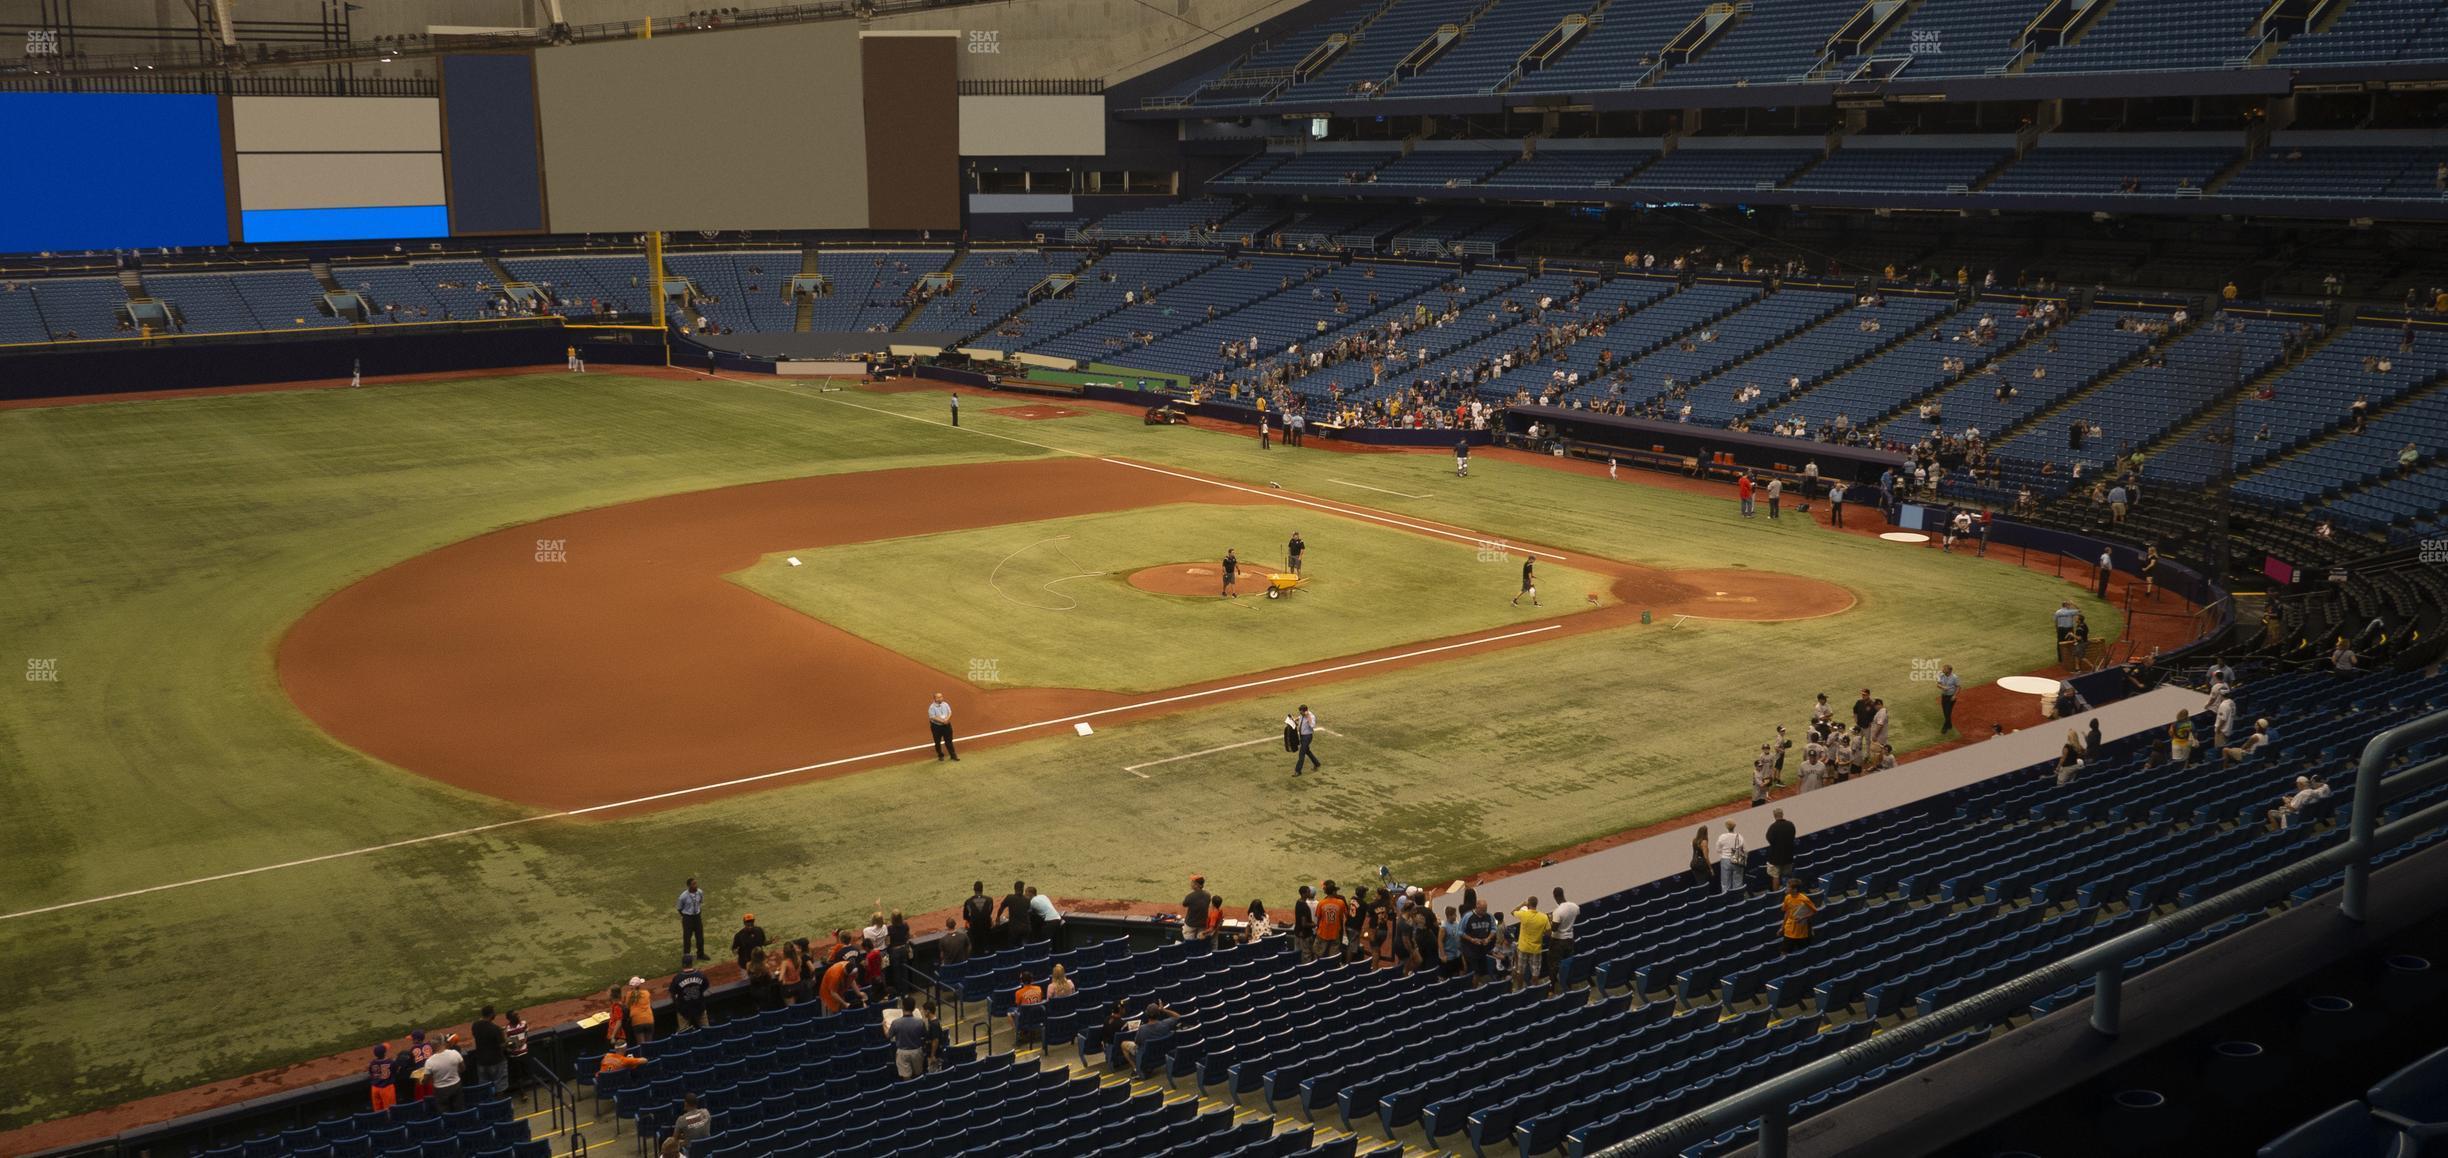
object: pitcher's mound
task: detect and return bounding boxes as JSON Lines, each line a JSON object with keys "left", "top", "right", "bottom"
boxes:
{"left": 1129, "top": 563, "right": 1239, "bottom": 597}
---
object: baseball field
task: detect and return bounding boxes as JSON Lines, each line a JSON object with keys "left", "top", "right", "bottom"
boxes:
{"left": 0, "top": 371, "right": 2120, "bottom": 1129}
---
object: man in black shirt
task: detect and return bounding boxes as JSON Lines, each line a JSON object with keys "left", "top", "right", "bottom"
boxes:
{"left": 961, "top": 880, "right": 995, "bottom": 949}
{"left": 1764, "top": 809, "right": 1797, "bottom": 889}
{"left": 671, "top": 955, "right": 709, "bottom": 1030}
{"left": 731, "top": 913, "right": 768, "bottom": 971}
{"left": 1851, "top": 688, "right": 1877, "bottom": 733}
{"left": 1182, "top": 876, "right": 1211, "bottom": 944}
{"left": 387, "top": 1040, "right": 418, "bottom": 1107}
{"left": 468, "top": 1005, "right": 509, "bottom": 1092}
{"left": 999, "top": 880, "right": 1029, "bottom": 950}
{"left": 1292, "top": 884, "right": 1317, "bottom": 962}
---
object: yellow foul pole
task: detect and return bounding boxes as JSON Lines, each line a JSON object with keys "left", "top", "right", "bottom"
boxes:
{"left": 646, "top": 230, "right": 671, "bottom": 367}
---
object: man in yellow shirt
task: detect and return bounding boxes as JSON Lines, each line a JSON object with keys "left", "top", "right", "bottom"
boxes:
{"left": 1512, "top": 897, "right": 1551, "bottom": 990}
{"left": 1780, "top": 880, "right": 1820, "bottom": 955}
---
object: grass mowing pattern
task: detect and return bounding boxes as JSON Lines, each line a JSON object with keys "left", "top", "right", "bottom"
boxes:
{"left": 0, "top": 374, "right": 2118, "bottom": 1127}
{"left": 731, "top": 502, "right": 1613, "bottom": 693}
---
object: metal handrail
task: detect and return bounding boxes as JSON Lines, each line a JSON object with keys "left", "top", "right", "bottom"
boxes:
{"left": 1601, "top": 707, "right": 2448, "bottom": 1158}
{"left": 523, "top": 1053, "right": 574, "bottom": 1137}
{"left": 902, "top": 961, "right": 969, "bottom": 1039}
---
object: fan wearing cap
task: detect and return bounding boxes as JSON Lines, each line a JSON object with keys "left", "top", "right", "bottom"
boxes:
{"left": 366, "top": 1043, "right": 396, "bottom": 1112}
{"left": 2223, "top": 718, "right": 2273, "bottom": 764}
{"left": 623, "top": 976, "right": 657, "bottom": 1046}
{"left": 732, "top": 912, "right": 769, "bottom": 970}
{"left": 409, "top": 1029, "right": 435, "bottom": 1100}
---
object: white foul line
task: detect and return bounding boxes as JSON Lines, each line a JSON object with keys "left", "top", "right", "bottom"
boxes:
{"left": 1099, "top": 459, "right": 1572, "bottom": 563}
{"left": 0, "top": 625, "right": 1559, "bottom": 923}
{"left": 1121, "top": 728, "right": 1346, "bottom": 778}
{"left": 1327, "top": 477, "right": 1433, "bottom": 500}
{"left": 719, "top": 377, "right": 1572, "bottom": 563}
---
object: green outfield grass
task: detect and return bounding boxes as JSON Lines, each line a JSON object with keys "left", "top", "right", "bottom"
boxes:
{"left": 732, "top": 502, "right": 1613, "bottom": 692}
{"left": 0, "top": 372, "right": 2119, "bottom": 1129}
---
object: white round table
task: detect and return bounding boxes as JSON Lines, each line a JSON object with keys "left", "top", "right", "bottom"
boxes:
{"left": 1997, "top": 675, "right": 2060, "bottom": 695}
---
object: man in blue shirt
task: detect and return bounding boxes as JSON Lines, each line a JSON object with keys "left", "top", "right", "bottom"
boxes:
{"left": 889, "top": 998, "right": 930, "bottom": 1079}
{"left": 676, "top": 877, "right": 705, "bottom": 959}
{"left": 927, "top": 693, "right": 958, "bottom": 762}
{"left": 1124, "top": 1000, "right": 1184, "bottom": 1070}
{"left": 1440, "top": 906, "right": 1467, "bottom": 979}
{"left": 1291, "top": 706, "right": 1321, "bottom": 776}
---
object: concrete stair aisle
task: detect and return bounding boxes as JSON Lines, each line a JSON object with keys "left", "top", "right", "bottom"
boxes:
{"left": 953, "top": 250, "right": 1096, "bottom": 348}
{"left": 1015, "top": 249, "right": 1231, "bottom": 350}
{"left": 2143, "top": 318, "right": 2345, "bottom": 470}
{"left": 893, "top": 250, "right": 969, "bottom": 332}
{"left": 1847, "top": 302, "right": 2067, "bottom": 431}
{"left": 1271, "top": 266, "right": 1535, "bottom": 390}
{"left": 1982, "top": 310, "right": 2202, "bottom": 448}
{"left": 1714, "top": 292, "right": 1969, "bottom": 422}
{"left": 793, "top": 248, "right": 824, "bottom": 332}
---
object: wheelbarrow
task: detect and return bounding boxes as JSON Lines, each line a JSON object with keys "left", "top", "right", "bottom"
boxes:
{"left": 1264, "top": 571, "right": 1306, "bottom": 599}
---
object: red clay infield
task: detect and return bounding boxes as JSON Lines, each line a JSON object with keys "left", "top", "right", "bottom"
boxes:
{"left": 276, "top": 456, "right": 1848, "bottom": 812}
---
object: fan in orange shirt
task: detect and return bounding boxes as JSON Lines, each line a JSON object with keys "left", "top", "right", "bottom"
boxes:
{"left": 819, "top": 957, "right": 859, "bottom": 1013}
{"left": 1312, "top": 881, "right": 1352, "bottom": 961}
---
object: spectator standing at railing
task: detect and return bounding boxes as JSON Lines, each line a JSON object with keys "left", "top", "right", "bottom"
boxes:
{"left": 937, "top": 917, "right": 971, "bottom": 967}
{"left": 731, "top": 913, "right": 766, "bottom": 970}
{"left": 1028, "top": 886, "right": 1064, "bottom": 943}
{"left": 1181, "top": 876, "right": 1211, "bottom": 943}
{"left": 1716, "top": 820, "right": 1748, "bottom": 895}
{"left": 367, "top": 1044, "right": 395, "bottom": 1112}
{"left": 425, "top": 1035, "right": 466, "bottom": 1112}
{"left": 999, "top": 880, "right": 1029, "bottom": 949}
{"left": 469, "top": 1006, "right": 508, "bottom": 1093}
{"left": 961, "top": 881, "right": 993, "bottom": 950}
{"left": 1314, "top": 881, "right": 1352, "bottom": 961}
{"left": 671, "top": 957, "right": 708, "bottom": 1030}
{"left": 623, "top": 977, "right": 657, "bottom": 1045}
{"left": 1511, "top": 897, "right": 1550, "bottom": 990}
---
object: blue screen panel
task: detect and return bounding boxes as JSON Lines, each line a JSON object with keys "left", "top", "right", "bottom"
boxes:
{"left": 240, "top": 205, "right": 451, "bottom": 243}
{"left": 0, "top": 93, "right": 231, "bottom": 254}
